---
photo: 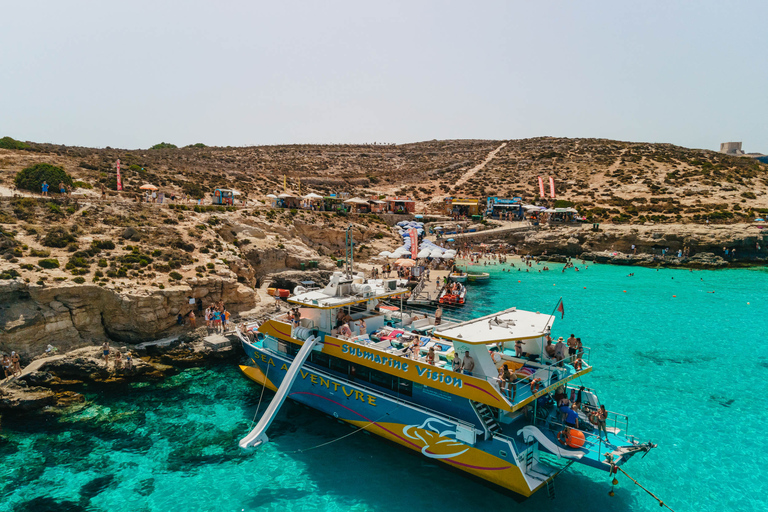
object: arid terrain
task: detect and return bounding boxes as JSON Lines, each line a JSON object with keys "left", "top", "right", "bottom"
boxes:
{"left": 1, "top": 136, "right": 767, "bottom": 360}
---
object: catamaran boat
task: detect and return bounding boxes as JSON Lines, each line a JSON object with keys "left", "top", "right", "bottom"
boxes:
{"left": 236, "top": 233, "right": 655, "bottom": 499}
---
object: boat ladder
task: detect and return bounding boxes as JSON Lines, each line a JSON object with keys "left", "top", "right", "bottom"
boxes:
{"left": 546, "top": 478, "right": 556, "bottom": 500}
{"left": 471, "top": 401, "right": 502, "bottom": 439}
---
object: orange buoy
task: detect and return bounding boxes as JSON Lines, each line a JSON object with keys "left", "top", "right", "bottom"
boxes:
{"left": 518, "top": 280, "right": 521, "bottom": 283}
{"left": 673, "top": 295, "right": 676, "bottom": 298}
{"left": 566, "top": 429, "right": 585, "bottom": 448}
{"left": 583, "top": 287, "right": 586, "bottom": 289}
{"left": 623, "top": 290, "right": 627, "bottom": 293}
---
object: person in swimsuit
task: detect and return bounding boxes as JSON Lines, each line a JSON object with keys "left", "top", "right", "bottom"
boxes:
{"left": 102, "top": 342, "right": 110, "bottom": 366}
{"left": 426, "top": 346, "right": 435, "bottom": 365}
{"left": 338, "top": 323, "right": 353, "bottom": 338}
{"left": 125, "top": 352, "right": 133, "bottom": 371}
{"left": 11, "top": 351, "right": 21, "bottom": 376}
{"left": 42, "top": 181, "right": 49, "bottom": 196}
{"left": 188, "top": 310, "right": 196, "bottom": 328}
{"left": 596, "top": 404, "right": 608, "bottom": 440}
{"left": 2, "top": 355, "right": 12, "bottom": 379}
{"left": 452, "top": 355, "right": 462, "bottom": 372}
{"left": 114, "top": 350, "right": 123, "bottom": 370}
{"left": 501, "top": 365, "right": 516, "bottom": 401}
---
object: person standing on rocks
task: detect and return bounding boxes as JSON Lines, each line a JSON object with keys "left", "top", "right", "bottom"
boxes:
{"left": 102, "top": 342, "right": 110, "bottom": 366}
{"left": 2, "top": 354, "right": 12, "bottom": 379}
{"left": 114, "top": 350, "right": 123, "bottom": 371}
{"left": 188, "top": 310, "right": 196, "bottom": 328}
{"left": 11, "top": 351, "right": 21, "bottom": 376}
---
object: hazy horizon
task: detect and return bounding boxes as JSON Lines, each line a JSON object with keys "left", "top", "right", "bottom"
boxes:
{"left": 1, "top": 1, "right": 766, "bottom": 153}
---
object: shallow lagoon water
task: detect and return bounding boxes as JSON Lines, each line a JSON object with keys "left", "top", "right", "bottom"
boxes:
{"left": 2, "top": 261, "right": 767, "bottom": 512}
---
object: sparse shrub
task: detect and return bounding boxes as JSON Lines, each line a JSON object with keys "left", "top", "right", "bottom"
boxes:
{"left": 150, "top": 142, "right": 178, "bottom": 149}
{"left": 0, "top": 136, "right": 29, "bottom": 150}
{"left": 38, "top": 258, "right": 60, "bottom": 269}
{"left": 91, "top": 240, "right": 115, "bottom": 251}
{"left": 169, "top": 271, "right": 182, "bottom": 280}
{"left": 43, "top": 227, "right": 77, "bottom": 248}
{"left": 73, "top": 276, "right": 86, "bottom": 284}
{"left": 0, "top": 269, "right": 21, "bottom": 280}
{"left": 30, "top": 248, "right": 50, "bottom": 257}
{"left": 73, "top": 181, "right": 93, "bottom": 189}
{"left": 15, "top": 163, "right": 73, "bottom": 193}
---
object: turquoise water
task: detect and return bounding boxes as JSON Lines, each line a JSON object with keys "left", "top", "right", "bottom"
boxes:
{"left": 2, "top": 261, "right": 767, "bottom": 511}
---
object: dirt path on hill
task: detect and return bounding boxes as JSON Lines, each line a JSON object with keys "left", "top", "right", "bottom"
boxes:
{"left": 451, "top": 141, "right": 508, "bottom": 189}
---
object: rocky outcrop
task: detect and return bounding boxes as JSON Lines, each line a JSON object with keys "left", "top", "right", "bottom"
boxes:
{"left": 502, "top": 223, "right": 768, "bottom": 264}
{"left": 0, "top": 277, "right": 257, "bottom": 358}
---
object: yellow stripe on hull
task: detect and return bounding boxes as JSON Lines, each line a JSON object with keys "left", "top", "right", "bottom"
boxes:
{"left": 345, "top": 419, "right": 543, "bottom": 497}
{"left": 239, "top": 364, "right": 278, "bottom": 392}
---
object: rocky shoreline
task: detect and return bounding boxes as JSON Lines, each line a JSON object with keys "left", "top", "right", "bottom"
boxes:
{"left": 0, "top": 326, "right": 244, "bottom": 414}
{"left": 491, "top": 222, "right": 768, "bottom": 268}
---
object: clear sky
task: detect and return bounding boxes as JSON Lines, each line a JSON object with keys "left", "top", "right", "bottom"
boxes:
{"left": 1, "top": 1, "right": 766, "bottom": 152}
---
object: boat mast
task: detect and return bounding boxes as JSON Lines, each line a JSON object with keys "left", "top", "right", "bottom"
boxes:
{"left": 345, "top": 224, "right": 354, "bottom": 278}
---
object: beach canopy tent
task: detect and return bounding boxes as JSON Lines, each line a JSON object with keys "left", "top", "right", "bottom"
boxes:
{"left": 140, "top": 184, "right": 158, "bottom": 190}
{"left": 276, "top": 192, "right": 300, "bottom": 208}
{"left": 266, "top": 194, "right": 278, "bottom": 198}
{"left": 395, "top": 259, "right": 416, "bottom": 267}
{"left": 343, "top": 197, "right": 371, "bottom": 213}
{"left": 304, "top": 192, "right": 323, "bottom": 199}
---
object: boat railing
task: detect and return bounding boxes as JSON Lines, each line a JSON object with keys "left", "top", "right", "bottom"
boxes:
{"left": 535, "top": 415, "right": 612, "bottom": 463}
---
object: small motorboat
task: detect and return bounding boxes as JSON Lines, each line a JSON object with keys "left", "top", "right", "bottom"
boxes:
{"left": 438, "top": 286, "right": 466, "bottom": 305}
{"left": 467, "top": 272, "right": 490, "bottom": 283}
{"left": 448, "top": 271, "right": 468, "bottom": 283}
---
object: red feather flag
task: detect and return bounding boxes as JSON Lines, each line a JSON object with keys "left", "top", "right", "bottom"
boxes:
{"left": 557, "top": 300, "right": 565, "bottom": 319}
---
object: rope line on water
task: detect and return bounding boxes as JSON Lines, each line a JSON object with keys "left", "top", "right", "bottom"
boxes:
{"left": 287, "top": 407, "right": 399, "bottom": 454}
{"left": 615, "top": 466, "right": 674, "bottom": 511}
{"left": 249, "top": 363, "right": 270, "bottom": 428}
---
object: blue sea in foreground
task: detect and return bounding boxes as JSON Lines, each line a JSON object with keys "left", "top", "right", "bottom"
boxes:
{"left": 2, "top": 261, "right": 768, "bottom": 512}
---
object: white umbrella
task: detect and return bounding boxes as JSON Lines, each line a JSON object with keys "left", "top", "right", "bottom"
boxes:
{"left": 304, "top": 192, "right": 323, "bottom": 199}
{"left": 430, "top": 250, "right": 444, "bottom": 258}
{"left": 278, "top": 193, "right": 295, "bottom": 198}
{"left": 417, "top": 249, "right": 431, "bottom": 258}
{"left": 379, "top": 250, "right": 393, "bottom": 257}
{"left": 231, "top": 190, "right": 242, "bottom": 196}
{"left": 266, "top": 194, "right": 277, "bottom": 198}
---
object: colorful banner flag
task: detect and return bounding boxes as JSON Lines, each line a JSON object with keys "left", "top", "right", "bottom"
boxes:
{"left": 538, "top": 176, "right": 545, "bottom": 198}
{"left": 116, "top": 159, "right": 122, "bottom": 191}
{"left": 549, "top": 176, "right": 555, "bottom": 199}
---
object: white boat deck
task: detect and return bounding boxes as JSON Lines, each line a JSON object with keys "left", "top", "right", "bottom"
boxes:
{"left": 434, "top": 307, "right": 553, "bottom": 344}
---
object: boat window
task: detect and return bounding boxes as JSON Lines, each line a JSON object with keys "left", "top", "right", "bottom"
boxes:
{"left": 369, "top": 368, "right": 396, "bottom": 391}
{"left": 329, "top": 355, "right": 349, "bottom": 375}
{"left": 350, "top": 364, "right": 370, "bottom": 382}
{"left": 310, "top": 351, "right": 331, "bottom": 369}
{"left": 277, "top": 340, "right": 290, "bottom": 353}
{"left": 397, "top": 378, "right": 412, "bottom": 397}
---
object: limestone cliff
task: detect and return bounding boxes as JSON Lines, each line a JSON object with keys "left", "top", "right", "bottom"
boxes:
{"left": 0, "top": 277, "right": 257, "bottom": 358}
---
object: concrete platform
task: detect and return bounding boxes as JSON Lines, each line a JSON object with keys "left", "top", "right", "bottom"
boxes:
{"left": 203, "top": 334, "right": 232, "bottom": 351}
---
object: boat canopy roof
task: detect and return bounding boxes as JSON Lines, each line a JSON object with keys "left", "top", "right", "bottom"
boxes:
{"left": 434, "top": 307, "right": 553, "bottom": 344}
{"left": 287, "top": 272, "right": 408, "bottom": 309}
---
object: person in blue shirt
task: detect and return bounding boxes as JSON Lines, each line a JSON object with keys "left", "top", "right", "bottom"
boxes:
{"left": 42, "top": 181, "right": 49, "bottom": 196}
{"left": 564, "top": 403, "right": 580, "bottom": 429}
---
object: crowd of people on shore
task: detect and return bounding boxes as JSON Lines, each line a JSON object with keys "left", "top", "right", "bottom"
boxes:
{"left": 100, "top": 341, "right": 134, "bottom": 372}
